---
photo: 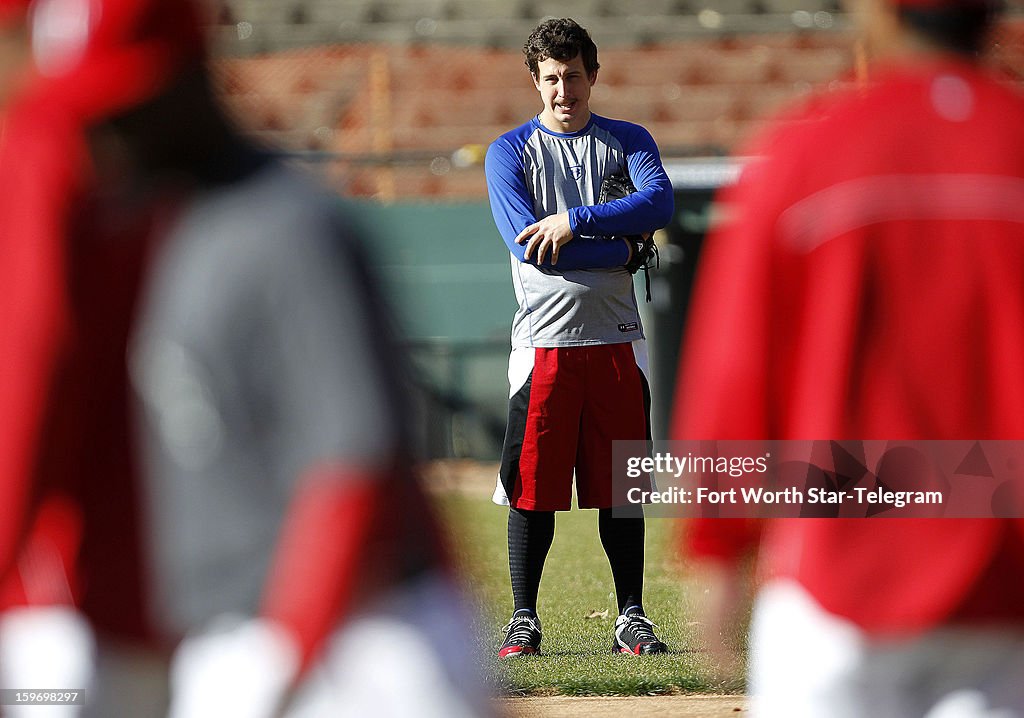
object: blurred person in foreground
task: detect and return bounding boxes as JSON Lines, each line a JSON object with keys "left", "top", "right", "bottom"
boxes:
{"left": 0, "top": 0, "right": 492, "bottom": 716}
{"left": 485, "top": 18, "right": 674, "bottom": 659}
{"left": 672, "top": 0, "right": 1024, "bottom": 716}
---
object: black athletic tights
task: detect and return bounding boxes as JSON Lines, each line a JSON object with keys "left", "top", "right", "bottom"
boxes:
{"left": 508, "top": 507, "right": 645, "bottom": 615}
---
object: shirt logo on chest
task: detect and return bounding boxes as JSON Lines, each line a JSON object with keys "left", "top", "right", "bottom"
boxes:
{"left": 568, "top": 165, "right": 584, "bottom": 181}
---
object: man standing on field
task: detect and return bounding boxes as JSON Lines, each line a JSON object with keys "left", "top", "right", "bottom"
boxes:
{"left": 485, "top": 17, "right": 674, "bottom": 659}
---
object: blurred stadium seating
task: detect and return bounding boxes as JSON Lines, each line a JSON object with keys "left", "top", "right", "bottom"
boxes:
{"left": 207, "top": 0, "right": 1024, "bottom": 202}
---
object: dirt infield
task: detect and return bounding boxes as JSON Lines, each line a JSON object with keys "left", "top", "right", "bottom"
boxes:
{"left": 502, "top": 695, "right": 747, "bottom": 717}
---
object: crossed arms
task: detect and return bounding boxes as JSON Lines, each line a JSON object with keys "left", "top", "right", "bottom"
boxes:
{"left": 485, "top": 126, "right": 674, "bottom": 269}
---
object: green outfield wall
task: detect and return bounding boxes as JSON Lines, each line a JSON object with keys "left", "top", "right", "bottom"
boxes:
{"left": 348, "top": 200, "right": 514, "bottom": 459}
{"left": 350, "top": 201, "right": 515, "bottom": 343}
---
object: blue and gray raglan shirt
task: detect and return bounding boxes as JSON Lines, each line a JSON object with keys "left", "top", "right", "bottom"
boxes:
{"left": 485, "top": 113, "right": 674, "bottom": 348}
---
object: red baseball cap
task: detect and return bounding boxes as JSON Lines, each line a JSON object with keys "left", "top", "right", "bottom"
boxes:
{"left": 0, "top": 0, "right": 29, "bottom": 28}
{"left": 28, "top": 0, "right": 206, "bottom": 121}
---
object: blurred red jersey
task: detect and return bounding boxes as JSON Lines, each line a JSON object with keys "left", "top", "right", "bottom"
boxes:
{"left": 0, "top": 89, "right": 158, "bottom": 639}
{"left": 673, "top": 58, "right": 1024, "bottom": 635}
{"left": 0, "top": 93, "right": 85, "bottom": 612}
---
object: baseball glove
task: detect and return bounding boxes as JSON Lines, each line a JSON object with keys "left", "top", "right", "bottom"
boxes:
{"left": 597, "top": 173, "right": 659, "bottom": 302}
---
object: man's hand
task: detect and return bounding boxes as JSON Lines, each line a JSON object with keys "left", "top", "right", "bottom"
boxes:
{"left": 515, "top": 212, "right": 573, "bottom": 265}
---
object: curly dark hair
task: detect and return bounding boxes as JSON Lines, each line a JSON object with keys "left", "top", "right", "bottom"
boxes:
{"left": 523, "top": 18, "right": 600, "bottom": 78}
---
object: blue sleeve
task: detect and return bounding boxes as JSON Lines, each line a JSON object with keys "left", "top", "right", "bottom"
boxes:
{"left": 567, "top": 123, "right": 675, "bottom": 237}
{"left": 485, "top": 137, "right": 629, "bottom": 270}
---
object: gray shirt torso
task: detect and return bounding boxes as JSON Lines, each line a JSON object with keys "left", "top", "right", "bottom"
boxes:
{"left": 130, "top": 160, "right": 405, "bottom": 636}
{"left": 511, "top": 121, "right": 642, "bottom": 348}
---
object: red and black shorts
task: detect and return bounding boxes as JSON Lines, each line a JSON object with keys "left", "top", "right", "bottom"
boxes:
{"left": 495, "top": 341, "right": 651, "bottom": 511}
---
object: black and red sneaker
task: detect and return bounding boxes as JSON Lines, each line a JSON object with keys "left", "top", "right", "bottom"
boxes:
{"left": 612, "top": 610, "right": 668, "bottom": 655}
{"left": 498, "top": 612, "right": 542, "bottom": 659}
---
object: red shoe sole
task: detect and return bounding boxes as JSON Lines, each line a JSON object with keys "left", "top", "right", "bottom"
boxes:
{"left": 614, "top": 644, "right": 667, "bottom": 655}
{"left": 499, "top": 646, "right": 540, "bottom": 659}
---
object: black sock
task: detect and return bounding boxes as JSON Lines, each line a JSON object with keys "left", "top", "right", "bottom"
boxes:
{"left": 599, "top": 507, "right": 645, "bottom": 615}
{"left": 508, "top": 508, "right": 555, "bottom": 615}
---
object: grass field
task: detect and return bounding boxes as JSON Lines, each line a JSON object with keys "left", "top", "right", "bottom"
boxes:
{"left": 439, "top": 490, "right": 746, "bottom": 697}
